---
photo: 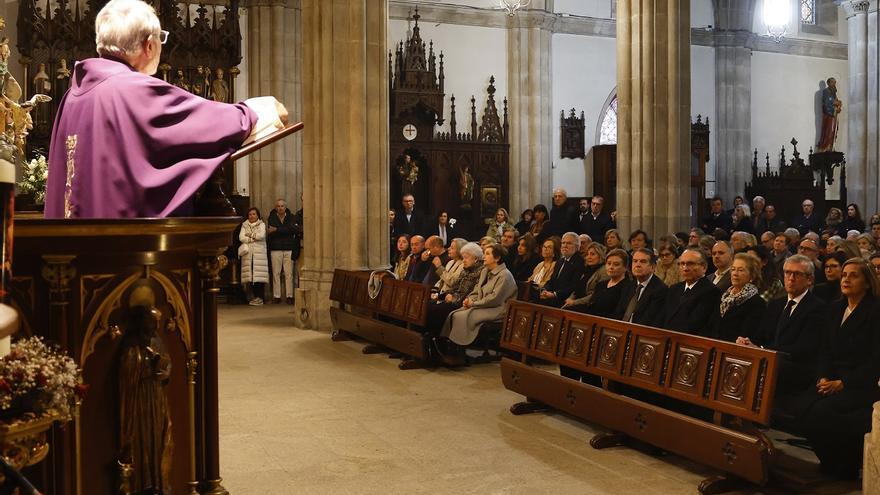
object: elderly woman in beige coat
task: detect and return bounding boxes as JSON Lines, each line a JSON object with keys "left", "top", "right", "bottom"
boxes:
{"left": 438, "top": 244, "right": 517, "bottom": 361}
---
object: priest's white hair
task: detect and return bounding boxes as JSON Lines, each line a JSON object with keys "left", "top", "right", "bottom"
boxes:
{"left": 95, "top": 0, "right": 162, "bottom": 58}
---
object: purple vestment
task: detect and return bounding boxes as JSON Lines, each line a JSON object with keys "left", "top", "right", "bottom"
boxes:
{"left": 44, "top": 57, "right": 257, "bottom": 218}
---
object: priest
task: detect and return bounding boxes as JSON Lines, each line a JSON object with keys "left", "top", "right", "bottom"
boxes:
{"left": 44, "top": 0, "right": 288, "bottom": 218}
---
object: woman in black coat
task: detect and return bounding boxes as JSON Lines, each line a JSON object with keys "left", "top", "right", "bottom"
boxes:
{"left": 794, "top": 258, "right": 880, "bottom": 479}
{"left": 564, "top": 248, "right": 631, "bottom": 318}
{"left": 710, "top": 253, "right": 766, "bottom": 342}
{"left": 510, "top": 234, "right": 540, "bottom": 282}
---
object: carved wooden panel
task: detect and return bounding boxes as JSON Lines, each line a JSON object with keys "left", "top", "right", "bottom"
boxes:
{"left": 594, "top": 326, "right": 626, "bottom": 374}
{"left": 560, "top": 109, "right": 586, "bottom": 159}
{"left": 406, "top": 288, "right": 426, "bottom": 321}
{"left": 354, "top": 277, "right": 369, "bottom": 308}
{"left": 379, "top": 282, "right": 395, "bottom": 313}
{"left": 560, "top": 320, "right": 593, "bottom": 366}
{"left": 667, "top": 344, "right": 711, "bottom": 400}
{"left": 712, "top": 353, "right": 756, "bottom": 413}
{"left": 626, "top": 335, "right": 668, "bottom": 386}
{"left": 390, "top": 285, "right": 409, "bottom": 320}
{"left": 502, "top": 305, "right": 535, "bottom": 351}
{"left": 330, "top": 270, "right": 344, "bottom": 301}
{"left": 342, "top": 274, "right": 357, "bottom": 304}
{"left": 530, "top": 312, "right": 562, "bottom": 360}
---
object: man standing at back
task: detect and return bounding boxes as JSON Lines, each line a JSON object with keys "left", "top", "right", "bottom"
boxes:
{"left": 267, "top": 199, "right": 299, "bottom": 305}
{"left": 577, "top": 194, "right": 615, "bottom": 240}
{"left": 44, "top": 0, "right": 288, "bottom": 218}
{"left": 546, "top": 188, "right": 576, "bottom": 237}
{"left": 393, "top": 194, "right": 428, "bottom": 237}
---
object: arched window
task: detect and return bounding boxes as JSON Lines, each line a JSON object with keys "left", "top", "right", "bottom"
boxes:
{"left": 598, "top": 95, "right": 618, "bottom": 145}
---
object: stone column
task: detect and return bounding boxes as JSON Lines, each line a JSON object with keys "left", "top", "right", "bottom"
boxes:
{"left": 712, "top": 0, "right": 755, "bottom": 203}
{"left": 245, "top": 0, "right": 303, "bottom": 214}
{"left": 506, "top": 1, "right": 553, "bottom": 214}
{"left": 865, "top": 402, "right": 879, "bottom": 492}
{"left": 297, "top": 0, "right": 389, "bottom": 330}
{"left": 616, "top": 1, "right": 690, "bottom": 240}
{"left": 844, "top": 1, "right": 872, "bottom": 212}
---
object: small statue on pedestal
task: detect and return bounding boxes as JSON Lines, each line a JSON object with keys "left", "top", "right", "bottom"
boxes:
{"left": 817, "top": 77, "right": 842, "bottom": 153}
{"left": 211, "top": 67, "right": 228, "bottom": 103}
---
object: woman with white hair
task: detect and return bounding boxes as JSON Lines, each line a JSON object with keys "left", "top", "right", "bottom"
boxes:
{"left": 424, "top": 242, "right": 483, "bottom": 334}
{"left": 44, "top": 0, "right": 288, "bottom": 218}
{"left": 433, "top": 238, "right": 467, "bottom": 293}
{"left": 731, "top": 204, "right": 755, "bottom": 235}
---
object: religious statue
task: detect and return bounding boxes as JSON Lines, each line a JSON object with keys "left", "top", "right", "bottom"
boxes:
{"left": 0, "top": 32, "right": 50, "bottom": 161}
{"left": 56, "top": 58, "right": 71, "bottom": 95}
{"left": 31, "top": 64, "right": 51, "bottom": 129}
{"left": 192, "top": 66, "right": 205, "bottom": 98}
{"left": 459, "top": 164, "right": 474, "bottom": 208}
{"left": 816, "top": 77, "right": 842, "bottom": 152}
{"left": 118, "top": 284, "right": 173, "bottom": 494}
{"left": 211, "top": 67, "right": 228, "bottom": 103}
{"left": 172, "top": 69, "right": 190, "bottom": 92}
{"left": 397, "top": 153, "right": 419, "bottom": 187}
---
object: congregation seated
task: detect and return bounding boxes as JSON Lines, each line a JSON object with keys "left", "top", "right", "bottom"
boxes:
{"left": 709, "top": 253, "right": 766, "bottom": 342}
{"left": 654, "top": 243, "right": 681, "bottom": 286}
{"left": 486, "top": 208, "right": 515, "bottom": 243}
{"left": 614, "top": 248, "right": 667, "bottom": 327}
{"left": 437, "top": 244, "right": 518, "bottom": 362}
{"left": 432, "top": 238, "right": 467, "bottom": 293}
{"left": 418, "top": 236, "right": 449, "bottom": 286}
{"left": 738, "top": 255, "right": 827, "bottom": 398}
{"left": 514, "top": 208, "right": 533, "bottom": 236}
{"left": 576, "top": 194, "right": 615, "bottom": 240}
{"left": 788, "top": 258, "right": 880, "bottom": 479}
{"left": 532, "top": 232, "right": 585, "bottom": 307}
{"left": 431, "top": 210, "right": 455, "bottom": 247}
{"left": 528, "top": 204, "right": 550, "bottom": 243}
{"left": 546, "top": 189, "right": 576, "bottom": 238}
{"left": 743, "top": 245, "right": 785, "bottom": 301}
{"left": 404, "top": 235, "right": 430, "bottom": 282}
{"left": 603, "top": 229, "right": 624, "bottom": 251}
{"left": 509, "top": 233, "right": 540, "bottom": 282}
{"left": 709, "top": 241, "right": 733, "bottom": 291}
{"left": 701, "top": 197, "right": 733, "bottom": 234}
{"left": 813, "top": 250, "right": 846, "bottom": 303}
{"left": 527, "top": 237, "right": 559, "bottom": 289}
{"left": 662, "top": 248, "right": 721, "bottom": 335}
{"left": 626, "top": 229, "right": 650, "bottom": 256}
{"left": 499, "top": 227, "right": 519, "bottom": 268}
{"left": 392, "top": 234, "right": 411, "bottom": 280}
{"left": 731, "top": 204, "right": 755, "bottom": 235}
{"left": 563, "top": 248, "right": 630, "bottom": 317}
{"left": 424, "top": 242, "right": 484, "bottom": 333}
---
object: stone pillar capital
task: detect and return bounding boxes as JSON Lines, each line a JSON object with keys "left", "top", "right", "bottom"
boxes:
{"left": 840, "top": 0, "right": 870, "bottom": 18}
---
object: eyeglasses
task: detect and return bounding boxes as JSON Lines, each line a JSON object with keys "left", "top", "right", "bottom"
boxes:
{"left": 783, "top": 270, "right": 809, "bottom": 278}
{"left": 158, "top": 30, "right": 169, "bottom": 44}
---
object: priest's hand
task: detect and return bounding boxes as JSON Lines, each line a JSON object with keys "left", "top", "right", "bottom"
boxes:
{"left": 275, "top": 99, "right": 289, "bottom": 125}
{"left": 736, "top": 336, "right": 753, "bottom": 346}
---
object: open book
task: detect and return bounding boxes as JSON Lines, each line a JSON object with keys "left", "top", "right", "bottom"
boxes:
{"left": 232, "top": 121, "right": 304, "bottom": 162}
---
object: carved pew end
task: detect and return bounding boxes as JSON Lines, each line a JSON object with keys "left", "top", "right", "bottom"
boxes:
{"left": 589, "top": 432, "right": 628, "bottom": 450}
{"left": 362, "top": 344, "right": 387, "bottom": 355}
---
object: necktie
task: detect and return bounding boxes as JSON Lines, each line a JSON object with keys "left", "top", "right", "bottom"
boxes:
{"left": 557, "top": 258, "right": 568, "bottom": 277}
{"left": 775, "top": 299, "right": 797, "bottom": 341}
{"left": 624, "top": 284, "right": 645, "bottom": 322}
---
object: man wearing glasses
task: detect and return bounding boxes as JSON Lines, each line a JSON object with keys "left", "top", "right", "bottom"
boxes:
{"left": 740, "top": 255, "right": 827, "bottom": 398}
{"left": 662, "top": 248, "right": 721, "bottom": 335}
{"left": 44, "top": 0, "right": 288, "bottom": 218}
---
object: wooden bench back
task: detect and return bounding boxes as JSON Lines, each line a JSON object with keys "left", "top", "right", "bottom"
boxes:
{"left": 501, "top": 300, "right": 780, "bottom": 425}
{"left": 330, "top": 269, "right": 430, "bottom": 326}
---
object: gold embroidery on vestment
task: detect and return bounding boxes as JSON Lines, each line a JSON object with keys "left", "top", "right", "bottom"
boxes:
{"left": 64, "top": 135, "right": 77, "bottom": 218}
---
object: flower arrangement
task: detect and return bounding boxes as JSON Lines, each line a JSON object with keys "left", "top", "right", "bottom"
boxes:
{"left": 0, "top": 337, "right": 86, "bottom": 422}
{"left": 17, "top": 154, "right": 48, "bottom": 204}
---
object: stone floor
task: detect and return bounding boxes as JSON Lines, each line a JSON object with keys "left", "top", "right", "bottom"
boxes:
{"left": 217, "top": 304, "right": 862, "bottom": 494}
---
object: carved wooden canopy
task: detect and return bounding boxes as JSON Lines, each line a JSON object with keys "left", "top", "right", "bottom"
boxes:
{"left": 560, "top": 108, "right": 585, "bottom": 159}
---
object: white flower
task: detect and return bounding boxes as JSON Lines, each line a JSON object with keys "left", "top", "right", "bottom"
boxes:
{"left": 449, "top": 218, "right": 457, "bottom": 226}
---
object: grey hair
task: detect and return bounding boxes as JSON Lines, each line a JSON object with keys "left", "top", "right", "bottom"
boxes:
{"left": 783, "top": 228, "right": 800, "bottom": 239}
{"left": 784, "top": 254, "right": 815, "bottom": 277}
{"left": 459, "top": 242, "right": 483, "bottom": 260}
{"left": 736, "top": 204, "right": 752, "bottom": 218}
{"left": 562, "top": 232, "right": 580, "bottom": 249}
{"left": 450, "top": 238, "right": 467, "bottom": 254}
{"left": 95, "top": 0, "right": 161, "bottom": 58}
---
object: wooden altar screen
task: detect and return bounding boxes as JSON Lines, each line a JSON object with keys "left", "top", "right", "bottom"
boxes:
{"left": 389, "top": 10, "right": 510, "bottom": 240}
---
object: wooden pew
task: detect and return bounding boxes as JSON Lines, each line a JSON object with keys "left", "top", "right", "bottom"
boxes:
{"left": 499, "top": 300, "right": 781, "bottom": 494}
{"left": 329, "top": 269, "right": 432, "bottom": 369}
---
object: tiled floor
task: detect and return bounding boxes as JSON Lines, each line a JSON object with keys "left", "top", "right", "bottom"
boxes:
{"left": 217, "top": 304, "right": 862, "bottom": 494}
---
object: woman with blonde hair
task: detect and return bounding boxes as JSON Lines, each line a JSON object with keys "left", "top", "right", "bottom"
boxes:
{"left": 710, "top": 253, "right": 766, "bottom": 342}
{"left": 656, "top": 244, "right": 681, "bottom": 286}
{"left": 486, "top": 208, "right": 515, "bottom": 242}
{"left": 433, "top": 238, "right": 467, "bottom": 293}
{"left": 528, "top": 237, "right": 559, "bottom": 290}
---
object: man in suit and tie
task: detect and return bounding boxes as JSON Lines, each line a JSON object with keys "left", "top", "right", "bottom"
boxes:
{"left": 710, "top": 241, "right": 733, "bottom": 292}
{"left": 393, "top": 194, "right": 428, "bottom": 237}
{"left": 792, "top": 198, "right": 823, "bottom": 236}
{"left": 577, "top": 194, "right": 615, "bottom": 240}
{"left": 663, "top": 248, "right": 721, "bottom": 335}
{"left": 535, "top": 232, "right": 585, "bottom": 307}
{"left": 701, "top": 197, "right": 733, "bottom": 235}
{"left": 616, "top": 248, "right": 668, "bottom": 327}
{"left": 739, "top": 254, "right": 827, "bottom": 397}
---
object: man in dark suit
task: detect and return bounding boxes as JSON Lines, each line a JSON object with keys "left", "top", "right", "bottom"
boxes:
{"left": 663, "top": 248, "right": 721, "bottom": 335}
{"left": 577, "top": 194, "right": 616, "bottom": 240}
{"left": 420, "top": 236, "right": 450, "bottom": 286}
{"left": 430, "top": 211, "right": 455, "bottom": 247}
{"left": 616, "top": 248, "right": 668, "bottom": 327}
{"left": 710, "top": 241, "right": 733, "bottom": 292}
{"left": 393, "top": 194, "right": 428, "bottom": 237}
{"left": 756, "top": 204, "right": 787, "bottom": 233}
{"left": 500, "top": 227, "right": 519, "bottom": 268}
{"left": 546, "top": 188, "right": 576, "bottom": 237}
{"left": 739, "top": 254, "right": 827, "bottom": 397}
{"left": 534, "top": 232, "right": 585, "bottom": 307}
{"left": 404, "top": 235, "right": 431, "bottom": 283}
{"left": 701, "top": 197, "right": 733, "bottom": 235}
{"left": 792, "top": 198, "right": 823, "bottom": 236}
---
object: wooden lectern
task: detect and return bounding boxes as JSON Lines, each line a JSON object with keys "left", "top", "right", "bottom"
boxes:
{"left": 11, "top": 123, "right": 302, "bottom": 494}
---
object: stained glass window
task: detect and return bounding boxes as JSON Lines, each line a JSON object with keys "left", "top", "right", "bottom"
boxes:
{"left": 800, "top": 0, "right": 816, "bottom": 25}
{"left": 598, "top": 96, "right": 618, "bottom": 145}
